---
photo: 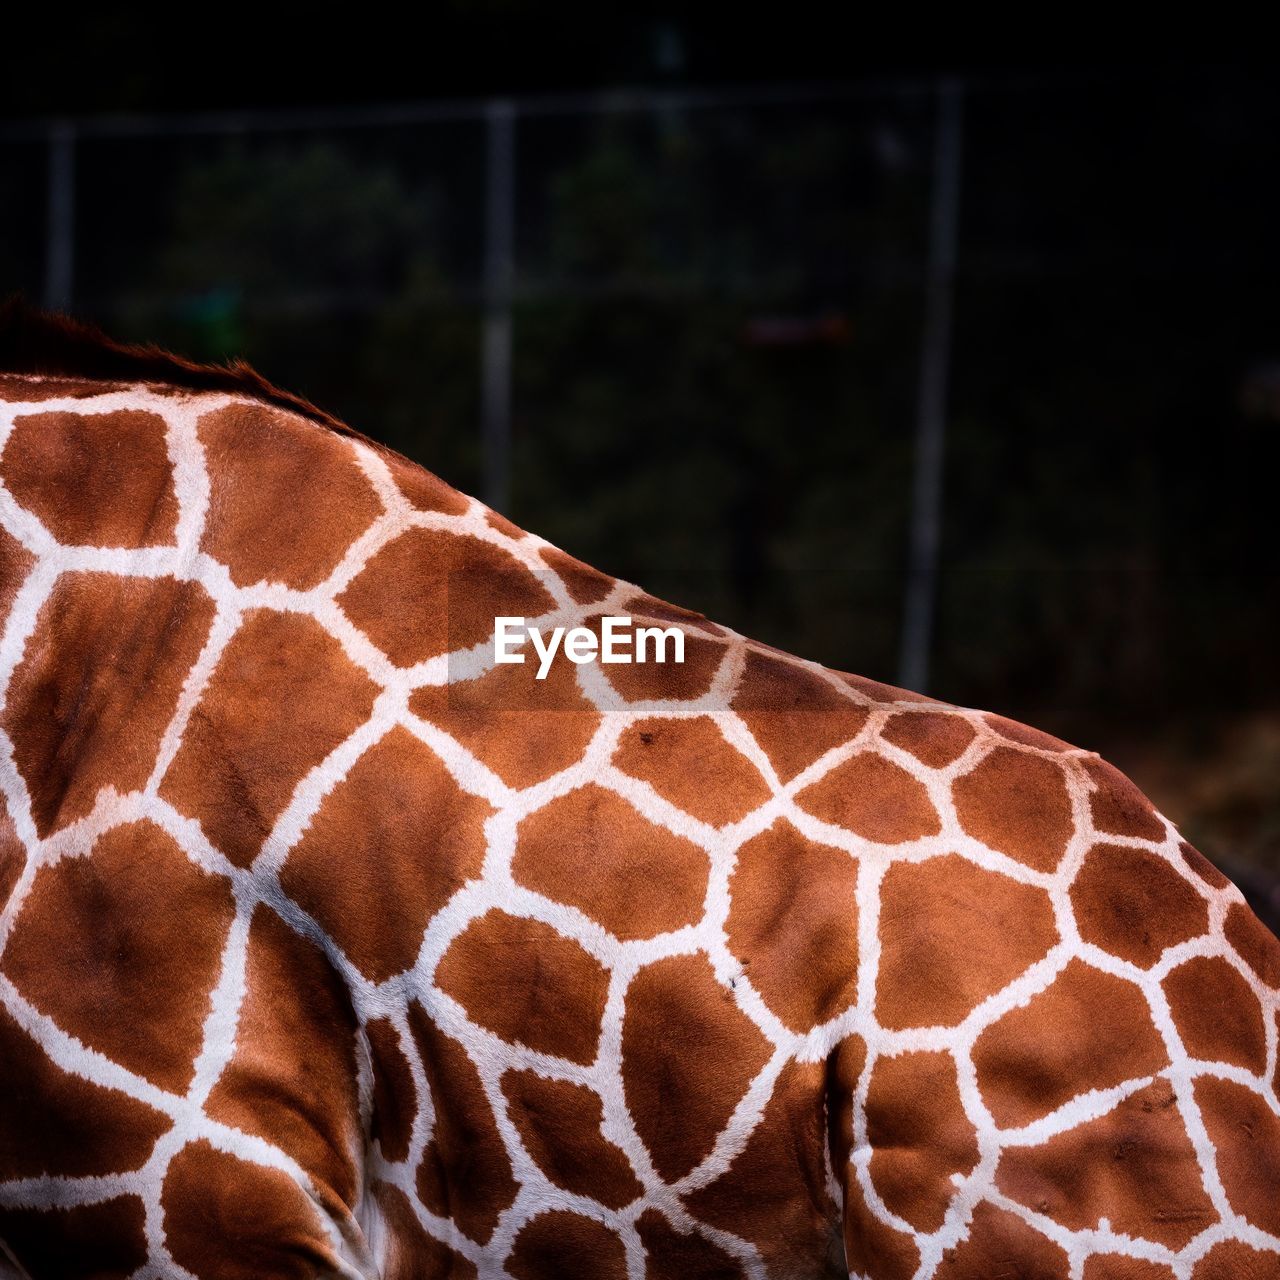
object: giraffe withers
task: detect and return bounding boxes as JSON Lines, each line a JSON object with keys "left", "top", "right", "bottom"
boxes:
{"left": 0, "top": 304, "right": 1276, "bottom": 1280}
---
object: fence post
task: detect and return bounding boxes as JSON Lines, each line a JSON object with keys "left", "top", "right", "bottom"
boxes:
{"left": 481, "top": 99, "right": 516, "bottom": 514}
{"left": 43, "top": 120, "right": 77, "bottom": 311}
{"left": 899, "top": 78, "right": 963, "bottom": 694}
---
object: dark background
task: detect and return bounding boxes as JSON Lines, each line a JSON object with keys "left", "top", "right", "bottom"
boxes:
{"left": 3, "top": 16, "right": 1277, "bottom": 918}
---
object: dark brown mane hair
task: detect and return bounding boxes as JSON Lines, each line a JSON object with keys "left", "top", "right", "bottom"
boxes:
{"left": 0, "top": 297, "right": 377, "bottom": 447}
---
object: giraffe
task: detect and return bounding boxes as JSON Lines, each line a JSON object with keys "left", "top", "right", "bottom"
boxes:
{"left": 0, "top": 304, "right": 1277, "bottom": 1280}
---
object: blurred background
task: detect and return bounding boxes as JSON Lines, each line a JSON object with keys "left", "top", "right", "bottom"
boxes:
{"left": 2, "top": 18, "right": 1277, "bottom": 922}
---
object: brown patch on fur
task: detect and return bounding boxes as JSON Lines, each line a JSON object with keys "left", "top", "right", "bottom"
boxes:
{"left": 161, "top": 608, "right": 378, "bottom": 866}
{"left": 936, "top": 1202, "right": 1069, "bottom": 1279}
{"left": 366, "top": 1017, "right": 416, "bottom": 1165}
{"left": 408, "top": 1002, "right": 518, "bottom": 1245}
{"left": 1224, "top": 902, "right": 1280, "bottom": 988}
{"left": 5, "top": 571, "right": 214, "bottom": 836}
{"left": 0, "top": 1196, "right": 148, "bottom": 1279}
{"left": 866, "top": 1051, "right": 979, "bottom": 1232}
{"left": 1179, "top": 840, "right": 1230, "bottom": 890}
{"left": 683, "top": 1058, "right": 837, "bottom": 1266}
{"left": 2, "top": 407, "right": 179, "bottom": 547}
{"left": 513, "top": 784, "right": 708, "bottom": 941}
{"left": 635, "top": 1209, "right": 744, "bottom": 1279}
{"left": 797, "top": 750, "right": 941, "bottom": 843}
{"left": 161, "top": 1139, "right": 340, "bottom": 1279}
{"left": 281, "top": 726, "right": 490, "bottom": 982}
{"left": 205, "top": 906, "right": 362, "bottom": 1215}
{"left": 984, "top": 713, "right": 1073, "bottom": 752}
{"left": 338, "top": 528, "right": 554, "bottom": 667}
{"left": 1071, "top": 843, "right": 1209, "bottom": 967}
{"left": 372, "top": 1182, "right": 479, "bottom": 1280}
{"left": 613, "top": 715, "right": 772, "bottom": 827}
{"left": 1191, "top": 1239, "right": 1280, "bottom": 1279}
{"left": 507, "top": 1211, "right": 628, "bottom": 1280}
{"left": 726, "top": 819, "right": 858, "bottom": 1031}
{"left": 997, "top": 1077, "right": 1213, "bottom": 1248}
{"left": 876, "top": 854, "right": 1057, "bottom": 1029}
{"left": 622, "top": 953, "right": 772, "bottom": 1182}
{"left": 1162, "top": 956, "right": 1268, "bottom": 1073}
{"left": 1084, "top": 758, "right": 1167, "bottom": 842}
{"left": 880, "top": 710, "right": 976, "bottom": 767}
{"left": 0, "top": 1006, "right": 170, "bottom": 1179}
{"left": 539, "top": 545, "right": 615, "bottom": 605}
{"left": 1194, "top": 1076, "right": 1280, "bottom": 1235}
{"left": 501, "top": 1069, "right": 643, "bottom": 1208}
{"left": 953, "top": 747, "right": 1073, "bottom": 872}
{"left": 3, "top": 819, "right": 235, "bottom": 1092}
{"left": 1083, "top": 1259, "right": 1176, "bottom": 1280}
{"left": 732, "top": 651, "right": 869, "bottom": 781}
{"left": 435, "top": 910, "right": 610, "bottom": 1065}
{"left": 973, "top": 960, "right": 1169, "bottom": 1128}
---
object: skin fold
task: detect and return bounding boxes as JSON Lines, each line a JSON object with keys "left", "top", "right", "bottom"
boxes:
{"left": 0, "top": 317, "right": 1277, "bottom": 1280}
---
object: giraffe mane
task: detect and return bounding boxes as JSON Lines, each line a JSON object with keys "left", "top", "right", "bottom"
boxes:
{"left": 0, "top": 296, "right": 375, "bottom": 447}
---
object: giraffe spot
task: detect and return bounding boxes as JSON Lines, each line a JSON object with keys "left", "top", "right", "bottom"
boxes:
{"left": 840, "top": 670, "right": 935, "bottom": 705}
{"left": 507, "top": 1211, "right": 627, "bottom": 1280}
{"left": 684, "top": 1059, "right": 837, "bottom": 1266}
{"left": 2, "top": 408, "right": 179, "bottom": 547}
{"left": 1179, "top": 840, "right": 1231, "bottom": 890}
{"left": 636, "top": 1209, "right": 745, "bottom": 1279}
{"left": 6, "top": 571, "right": 215, "bottom": 836}
{"left": 1071, "top": 843, "right": 1209, "bottom": 967}
{"left": 0, "top": 1196, "right": 147, "bottom": 1279}
{"left": 198, "top": 402, "right": 382, "bottom": 589}
{"left": 598, "top": 613, "right": 726, "bottom": 702}
{"left": 796, "top": 751, "right": 940, "bottom": 844}
{"left": 984, "top": 713, "right": 1074, "bottom": 752}
{"left": 622, "top": 954, "right": 772, "bottom": 1182}
{"left": 826, "top": 1033, "right": 867, "bottom": 1185}
{"left": 1083, "top": 1259, "right": 1177, "bottom": 1280}
{"left": 485, "top": 507, "right": 525, "bottom": 539}
{"left": 162, "top": 1139, "right": 341, "bottom": 1280}
{"left": 1194, "top": 1076, "right": 1280, "bottom": 1236}
{"left": 876, "top": 854, "right": 1057, "bottom": 1029}
{"left": 973, "top": 960, "right": 1169, "bottom": 1129}
{"left": 408, "top": 1002, "right": 518, "bottom": 1245}
{"left": 0, "top": 1000, "right": 171, "bottom": 1181}
{"left": 1191, "top": 1240, "right": 1280, "bottom": 1279}
{"left": 953, "top": 746, "right": 1073, "bottom": 872}
{"left": 0, "top": 790, "right": 26, "bottom": 907}
{"left": 997, "top": 1077, "right": 1214, "bottom": 1249}
{"left": 513, "top": 785, "right": 707, "bottom": 941}
{"left": 624, "top": 592, "right": 725, "bottom": 637}
{"left": 411, "top": 653, "right": 601, "bottom": 789}
{"left": 281, "top": 727, "right": 490, "bottom": 982}
{"left": 372, "top": 1182, "right": 478, "bottom": 1280}
{"left": 436, "top": 910, "right": 609, "bottom": 1065}
{"left": 501, "top": 1069, "right": 643, "bottom": 1209}
{"left": 0, "top": 374, "right": 130, "bottom": 401}
{"left": 936, "top": 1202, "right": 1069, "bottom": 1280}
{"left": 880, "top": 710, "right": 977, "bottom": 767}
{"left": 339, "top": 528, "right": 554, "bottom": 667}
{"left": 385, "top": 451, "right": 470, "bottom": 516}
{"left": 539, "top": 545, "right": 614, "bottom": 605}
{"left": 1224, "top": 901, "right": 1280, "bottom": 989}
{"left": 732, "top": 651, "right": 869, "bottom": 781}
{"left": 839, "top": 1168, "right": 920, "bottom": 1280}
{"left": 366, "top": 1017, "right": 416, "bottom": 1164}
{"left": 3, "top": 819, "right": 235, "bottom": 1092}
{"left": 206, "top": 906, "right": 361, "bottom": 1215}
{"left": 614, "top": 716, "right": 772, "bottom": 827}
{"left": 1162, "top": 956, "right": 1268, "bottom": 1074}
{"left": 1084, "top": 759, "right": 1167, "bottom": 842}
{"left": 161, "top": 609, "right": 377, "bottom": 867}
{"left": 866, "top": 1051, "right": 979, "bottom": 1232}
{"left": 726, "top": 819, "right": 858, "bottom": 1031}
